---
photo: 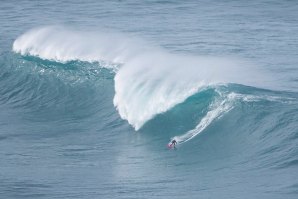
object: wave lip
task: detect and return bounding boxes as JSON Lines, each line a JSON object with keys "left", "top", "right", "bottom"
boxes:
{"left": 113, "top": 54, "right": 207, "bottom": 130}
{"left": 12, "top": 26, "right": 146, "bottom": 70}
{"left": 113, "top": 52, "right": 262, "bottom": 130}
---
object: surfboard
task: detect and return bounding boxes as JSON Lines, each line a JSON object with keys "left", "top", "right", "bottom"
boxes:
{"left": 167, "top": 143, "right": 176, "bottom": 149}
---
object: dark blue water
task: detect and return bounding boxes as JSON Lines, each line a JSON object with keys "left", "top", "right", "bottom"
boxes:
{"left": 1, "top": 1, "right": 298, "bottom": 198}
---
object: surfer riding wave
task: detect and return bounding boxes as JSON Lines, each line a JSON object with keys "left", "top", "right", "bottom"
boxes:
{"left": 168, "top": 139, "right": 177, "bottom": 149}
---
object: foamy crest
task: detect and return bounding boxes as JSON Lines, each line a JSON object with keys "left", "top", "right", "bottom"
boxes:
{"left": 13, "top": 26, "right": 147, "bottom": 68}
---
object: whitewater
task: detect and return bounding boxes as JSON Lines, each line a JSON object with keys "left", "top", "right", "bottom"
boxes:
{"left": 1, "top": 1, "right": 298, "bottom": 199}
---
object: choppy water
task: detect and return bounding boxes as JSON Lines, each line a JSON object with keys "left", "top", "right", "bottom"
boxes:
{"left": 1, "top": 1, "right": 298, "bottom": 198}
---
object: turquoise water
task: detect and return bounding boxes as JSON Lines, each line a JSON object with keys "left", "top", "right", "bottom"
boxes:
{"left": 1, "top": 1, "right": 298, "bottom": 198}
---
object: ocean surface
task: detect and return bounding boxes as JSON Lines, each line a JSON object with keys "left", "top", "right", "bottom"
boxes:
{"left": 1, "top": 0, "right": 298, "bottom": 198}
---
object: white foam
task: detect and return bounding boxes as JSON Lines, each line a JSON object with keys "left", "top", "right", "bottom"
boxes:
{"left": 13, "top": 26, "right": 148, "bottom": 68}
{"left": 227, "top": 92, "right": 296, "bottom": 103}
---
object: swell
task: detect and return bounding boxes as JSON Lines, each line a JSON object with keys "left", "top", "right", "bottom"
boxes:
{"left": 0, "top": 52, "right": 116, "bottom": 124}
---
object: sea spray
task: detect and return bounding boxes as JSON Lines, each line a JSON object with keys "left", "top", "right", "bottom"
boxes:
{"left": 13, "top": 26, "right": 148, "bottom": 67}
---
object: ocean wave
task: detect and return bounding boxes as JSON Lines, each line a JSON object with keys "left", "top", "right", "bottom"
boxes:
{"left": 13, "top": 26, "right": 270, "bottom": 130}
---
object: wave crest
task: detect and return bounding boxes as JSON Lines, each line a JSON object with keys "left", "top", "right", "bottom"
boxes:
{"left": 13, "top": 26, "right": 147, "bottom": 69}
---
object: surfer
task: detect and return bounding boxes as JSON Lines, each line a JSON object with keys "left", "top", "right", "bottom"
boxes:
{"left": 171, "top": 139, "right": 177, "bottom": 148}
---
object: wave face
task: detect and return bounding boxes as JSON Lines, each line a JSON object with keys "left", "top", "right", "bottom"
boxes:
{"left": 2, "top": 1, "right": 298, "bottom": 197}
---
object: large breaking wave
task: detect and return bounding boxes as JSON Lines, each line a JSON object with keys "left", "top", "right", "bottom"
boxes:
{"left": 12, "top": 26, "right": 272, "bottom": 143}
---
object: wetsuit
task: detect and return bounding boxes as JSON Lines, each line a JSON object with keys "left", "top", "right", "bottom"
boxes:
{"left": 171, "top": 140, "right": 177, "bottom": 146}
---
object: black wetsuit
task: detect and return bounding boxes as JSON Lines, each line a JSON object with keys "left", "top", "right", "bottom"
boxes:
{"left": 171, "top": 140, "right": 177, "bottom": 146}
